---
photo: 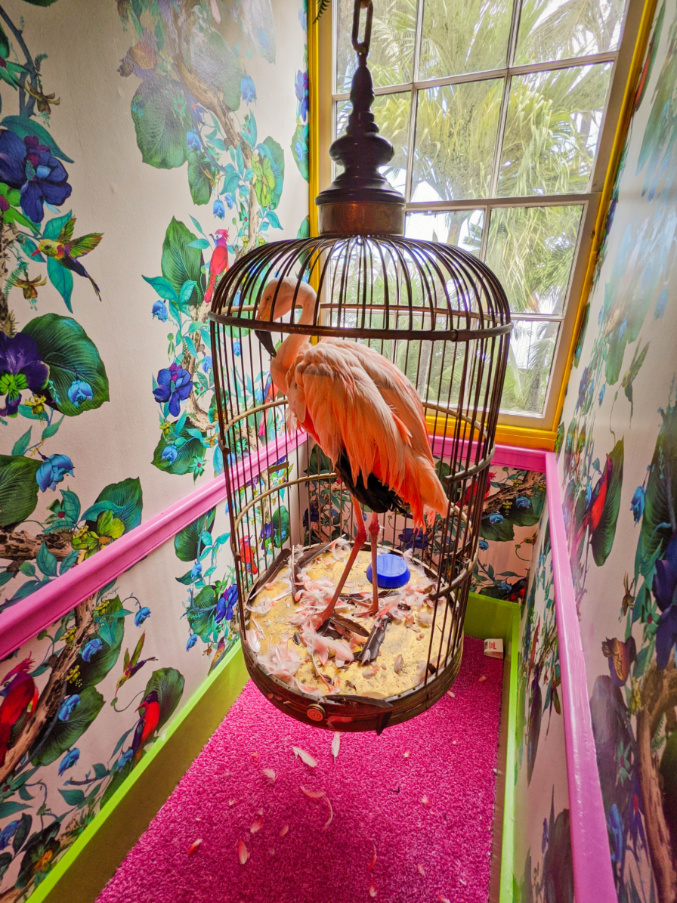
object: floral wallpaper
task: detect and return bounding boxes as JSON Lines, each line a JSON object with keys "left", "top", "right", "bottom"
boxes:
{"left": 513, "top": 515, "right": 573, "bottom": 903}
{"left": 0, "top": 0, "right": 309, "bottom": 609}
{"left": 0, "top": 0, "right": 307, "bottom": 899}
{"left": 556, "top": 2, "right": 677, "bottom": 900}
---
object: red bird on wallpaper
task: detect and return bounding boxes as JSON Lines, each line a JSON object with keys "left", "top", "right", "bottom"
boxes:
{"left": 574, "top": 454, "right": 614, "bottom": 552}
{"left": 131, "top": 689, "right": 160, "bottom": 763}
{"left": 0, "top": 657, "right": 38, "bottom": 767}
{"left": 204, "top": 229, "right": 229, "bottom": 305}
{"left": 239, "top": 536, "right": 258, "bottom": 575}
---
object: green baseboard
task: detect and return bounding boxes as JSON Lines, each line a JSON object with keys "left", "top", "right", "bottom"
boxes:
{"left": 29, "top": 642, "right": 249, "bottom": 903}
{"left": 465, "top": 593, "right": 520, "bottom": 903}
{"left": 29, "top": 597, "right": 519, "bottom": 903}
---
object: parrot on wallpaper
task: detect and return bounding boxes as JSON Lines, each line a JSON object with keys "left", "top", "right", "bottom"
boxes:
{"left": 114, "top": 633, "right": 157, "bottom": 697}
{"left": 204, "top": 229, "right": 229, "bottom": 305}
{"left": 239, "top": 536, "right": 258, "bottom": 575}
{"left": 131, "top": 689, "right": 160, "bottom": 763}
{"left": 574, "top": 454, "right": 614, "bottom": 553}
{"left": 0, "top": 657, "right": 38, "bottom": 767}
{"left": 32, "top": 216, "right": 102, "bottom": 300}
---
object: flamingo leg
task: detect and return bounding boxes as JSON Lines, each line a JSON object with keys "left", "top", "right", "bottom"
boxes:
{"left": 315, "top": 497, "right": 367, "bottom": 624}
{"left": 366, "top": 511, "right": 381, "bottom": 616}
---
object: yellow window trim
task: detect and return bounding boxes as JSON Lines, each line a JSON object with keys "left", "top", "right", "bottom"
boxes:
{"left": 307, "top": 1, "right": 656, "bottom": 452}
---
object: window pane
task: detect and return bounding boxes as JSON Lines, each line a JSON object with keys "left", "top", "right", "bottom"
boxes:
{"left": 335, "top": 0, "right": 416, "bottom": 92}
{"left": 419, "top": 0, "right": 513, "bottom": 80}
{"left": 484, "top": 205, "right": 583, "bottom": 315}
{"left": 412, "top": 80, "right": 503, "bottom": 201}
{"left": 336, "top": 91, "right": 411, "bottom": 193}
{"left": 515, "top": 0, "right": 626, "bottom": 65}
{"left": 501, "top": 320, "right": 559, "bottom": 414}
{"left": 405, "top": 209, "right": 484, "bottom": 255}
{"left": 498, "top": 64, "right": 612, "bottom": 197}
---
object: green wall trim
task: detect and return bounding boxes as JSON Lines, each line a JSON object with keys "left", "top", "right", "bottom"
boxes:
{"left": 465, "top": 592, "right": 520, "bottom": 903}
{"left": 28, "top": 641, "right": 248, "bottom": 903}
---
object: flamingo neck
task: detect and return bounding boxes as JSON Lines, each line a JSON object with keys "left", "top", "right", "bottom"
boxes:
{"left": 271, "top": 288, "right": 319, "bottom": 394}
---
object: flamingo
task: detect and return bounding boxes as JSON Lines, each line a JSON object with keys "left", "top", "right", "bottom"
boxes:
{"left": 254, "top": 277, "right": 447, "bottom": 623}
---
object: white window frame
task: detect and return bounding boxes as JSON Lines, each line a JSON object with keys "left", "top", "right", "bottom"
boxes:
{"left": 315, "top": 0, "right": 645, "bottom": 433}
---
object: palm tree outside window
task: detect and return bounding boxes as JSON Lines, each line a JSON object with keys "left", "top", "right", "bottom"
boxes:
{"left": 315, "top": 0, "right": 644, "bottom": 441}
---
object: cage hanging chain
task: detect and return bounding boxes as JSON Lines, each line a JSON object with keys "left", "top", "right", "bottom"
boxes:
{"left": 352, "top": 0, "right": 373, "bottom": 59}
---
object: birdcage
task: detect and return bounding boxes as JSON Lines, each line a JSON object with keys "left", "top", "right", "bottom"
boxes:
{"left": 209, "top": 0, "right": 511, "bottom": 734}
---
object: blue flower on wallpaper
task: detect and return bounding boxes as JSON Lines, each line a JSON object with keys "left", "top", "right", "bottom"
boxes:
{"left": 58, "top": 694, "right": 81, "bottom": 722}
{"left": 0, "top": 820, "right": 19, "bottom": 849}
{"left": 186, "top": 130, "right": 202, "bottom": 151}
{"left": 81, "top": 638, "right": 103, "bottom": 662}
{"left": 201, "top": 356, "right": 212, "bottom": 373}
{"left": 161, "top": 445, "right": 178, "bottom": 465}
{"left": 224, "top": 192, "right": 235, "bottom": 210}
{"left": 630, "top": 487, "right": 645, "bottom": 523}
{"left": 213, "top": 199, "right": 226, "bottom": 219}
{"left": 599, "top": 384, "right": 606, "bottom": 405}
{"left": 241, "top": 74, "right": 257, "bottom": 104}
{"left": 190, "top": 561, "right": 202, "bottom": 581}
{"left": 215, "top": 585, "right": 238, "bottom": 623}
{"left": 116, "top": 749, "right": 134, "bottom": 770}
{"left": 295, "top": 71, "right": 309, "bottom": 121}
{"left": 489, "top": 512, "right": 504, "bottom": 525}
{"left": 398, "top": 528, "right": 430, "bottom": 551}
{"left": 67, "top": 379, "right": 93, "bottom": 407}
{"left": 153, "top": 362, "right": 193, "bottom": 417}
{"left": 515, "top": 496, "right": 531, "bottom": 510}
{"left": 186, "top": 633, "right": 198, "bottom": 651}
{"left": 0, "top": 130, "right": 72, "bottom": 224}
{"left": 232, "top": 340, "right": 241, "bottom": 356}
{"left": 607, "top": 804, "right": 624, "bottom": 863}
{"left": 0, "top": 331, "right": 49, "bottom": 416}
{"left": 654, "top": 531, "right": 677, "bottom": 669}
{"left": 152, "top": 300, "right": 168, "bottom": 321}
{"left": 479, "top": 538, "right": 489, "bottom": 551}
{"left": 134, "top": 607, "right": 151, "bottom": 626}
{"left": 36, "top": 454, "right": 75, "bottom": 492}
{"left": 58, "top": 748, "right": 80, "bottom": 775}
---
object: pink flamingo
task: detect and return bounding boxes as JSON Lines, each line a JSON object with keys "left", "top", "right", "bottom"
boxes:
{"left": 255, "top": 278, "right": 447, "bottom": 621}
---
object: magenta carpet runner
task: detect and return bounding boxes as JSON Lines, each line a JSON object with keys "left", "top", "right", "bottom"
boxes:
{"left": 97, "top": 636, "right": 503, "bottom": 903}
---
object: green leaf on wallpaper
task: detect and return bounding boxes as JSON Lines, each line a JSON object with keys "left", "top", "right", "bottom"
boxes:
{"left": 131, "top": 76, "right": 192, "bottom": 170}
{"left": 59, "top": 788, "right": 86, "bottom": 807}
{"left": 188, "top": 29, "right": 242, "bottom": 114}
{"left": 31, "top": 687, "right": 104, "bottom": 767}
{"left": 480, "top": 514, "right": 515, "bottom": 543}
{"left": 41, "top": 414, "right": 64, "bottom": 441}
{"left": 36, "top": 542, "right": 58, "bottom": 578}
{"left": 22, "top": 314, "right": 109, "bottom": 416}
{"left": 144, "top": 667, "right": 185, "bottom": 732}
{"left": 271, "top": 506, "right": 290, "bottom": 547}
{"left": 142, "top": 275, "right": 178, "bottom": 302}
{"left": 255, "top": 137, "right": 284, "bottom": 210}
{"left": 75, "top": 597, "right": 125, "bottom": 688}
{"left": 11, "top": 428, "right": 32, "bottom": 457}
{"left": 0, "top": 802, "right": 30, "bottom": 821}
{"left": 0, "top": 23, "right": 8, "bottom": 59}
{"left": 0, "top": 454, "right": 41, "bottom": 529}
{"left": 636, "top": 404, "right": 677, "bottom": 580}
{"left": 161, "top": 218, "right": 203, "bottom": 303}
{"left": 176, "top": 569, "right": 195, "bottom": 585}
{"left": 1, "top": 115, "right": 72, "bottom": 162}
{"left": 590, "top": 439, "right": 624, "bottom": 568}
{"left": 187, "top": 585, "right": 218, "bottom": 639}
{"left": 101, "top": 759, "right": 134, "bottom": 809}
{"left": 153, "top": 427, "right": 205, "bottom": 476}
{"left": 46, "top": 255, "right": 74, "bottom": 310}
{"left": 291, "top": 122, "right": 309, "bottom": 181}
{"left": 174, "top": 508, "right": 216, "bottom": 562}
{"left": 242, "top": 111, "right": 257, "bottom": 148}
{"left": 13, "top": 814, "right": 31, "bottom": 854}
{"left": 187, "top": 150, "right": 212, "bottom": 206}
{"left": 82, "top": 477, "right": 143, "bottom": 532}
{"left": 297, "top": 216, "right": 310, "bottom": 240}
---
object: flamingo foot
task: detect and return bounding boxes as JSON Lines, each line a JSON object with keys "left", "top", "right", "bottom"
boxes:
{"left": 366, "top": 512, "right": 381, "bottom": 616}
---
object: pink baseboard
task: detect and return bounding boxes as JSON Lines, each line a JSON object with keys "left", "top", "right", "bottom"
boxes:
{"left": 545, "top": 452, "right": 616, "bottom": 903}
{"left": 0, "top": 433, "right": 305, "bottom": 661}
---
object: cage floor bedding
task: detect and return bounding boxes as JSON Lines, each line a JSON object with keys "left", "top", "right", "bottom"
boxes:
{"left": 96, "top": 635, "right": 502, "bottom": 903}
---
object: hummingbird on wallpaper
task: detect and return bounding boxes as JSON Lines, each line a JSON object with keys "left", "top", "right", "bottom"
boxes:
{"left": 113, "top": 633, "right": 157, "bottom": 699}
{"left": 0, "top": 657, "right": 38, "bottom": 767}
{"left": 573, "top": 454, "right": 614, "bottom": 552}
{"left": 32, "top": 216, "right": 103, "bottom": 300}
{"left": 602, "top": 636, "right": 637, "bottom": 687}
{"left": 204, "top": 229, "right": 229, "bottom": 305}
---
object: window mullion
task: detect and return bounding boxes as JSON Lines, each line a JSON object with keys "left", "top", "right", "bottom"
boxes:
{"left": 404, "top": 0, "right": 426, "bottom": 204}
{"left": 488, "top": 0, "right": 523, "bottom": 201}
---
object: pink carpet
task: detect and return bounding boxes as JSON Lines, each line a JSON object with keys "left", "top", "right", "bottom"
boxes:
{"left": 97, "top": 637, "right": 503, "bottom": 903}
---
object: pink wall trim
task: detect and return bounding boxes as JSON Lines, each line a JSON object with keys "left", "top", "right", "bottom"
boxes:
{"left": 0, "top": 433, "right": 305, "bottom": 661}
{"left": 545, "top": 452, "right": 616, "bottom": 903}
{"left": 430, "top": 437, "right": 547, "bottom": 473}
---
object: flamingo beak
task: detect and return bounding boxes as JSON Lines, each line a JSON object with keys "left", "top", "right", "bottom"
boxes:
{"left": 254, "top": 329, "right": 276, "bottom": 357}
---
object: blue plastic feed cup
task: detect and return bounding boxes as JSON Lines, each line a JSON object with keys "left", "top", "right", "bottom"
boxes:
{"left": 366, "top": 552, "right": 411, "bottom": 589}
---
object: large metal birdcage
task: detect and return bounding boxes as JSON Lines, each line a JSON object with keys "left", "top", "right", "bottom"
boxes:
{"left": 209, "top": 0, "right": 511, "bottom": 734}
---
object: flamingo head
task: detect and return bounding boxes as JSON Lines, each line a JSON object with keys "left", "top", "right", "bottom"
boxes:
{"left": 254, "top": 277, "right": 316, "bottom": 358}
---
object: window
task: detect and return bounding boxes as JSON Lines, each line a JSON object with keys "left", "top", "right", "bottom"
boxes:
{"left": 315, "top": 0, "right": 642, "bottom": 437}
